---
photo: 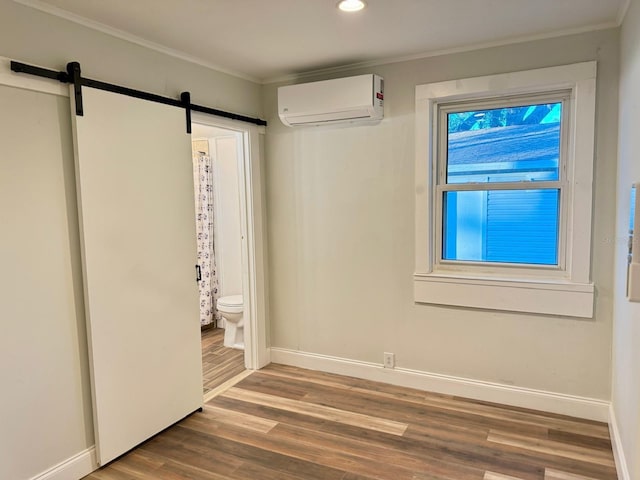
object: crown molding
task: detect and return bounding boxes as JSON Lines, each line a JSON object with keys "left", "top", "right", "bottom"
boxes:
{"left": 12, "top": 0, "right": 261, "bottom": 84}
{"left": 617, "top": 0, "right": 631, "bottom": 25}
{"left": 264, "top": 21, "right": 618, "bottom": 85}
{"left": 12, "top": 0, "right": 623, "bottom": 86}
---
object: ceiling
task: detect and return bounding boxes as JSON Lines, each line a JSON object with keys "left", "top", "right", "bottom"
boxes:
{"left": 15, "top": 0, "right": 628, "bottom": 83}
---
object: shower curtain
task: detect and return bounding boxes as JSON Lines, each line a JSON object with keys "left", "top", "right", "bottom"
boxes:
{"left": 193, "top": 152, "right": 221, "bottom": 327}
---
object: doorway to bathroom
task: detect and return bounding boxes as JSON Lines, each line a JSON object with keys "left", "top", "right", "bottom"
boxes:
{"left": 190, "top": 114, "right": 267, "bottom": 399}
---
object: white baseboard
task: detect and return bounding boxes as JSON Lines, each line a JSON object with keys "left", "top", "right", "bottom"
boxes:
{"left": 24, "top": 354, "right": 623, "bottom": 480}
{"left": 29, "top": 447, "right": 97, "bottom": 480}
{"left": 269, "top": 348, "right": 610, "bottom": 422}
{"left": 609, "top": 405, "right": 631, "bottom": 480}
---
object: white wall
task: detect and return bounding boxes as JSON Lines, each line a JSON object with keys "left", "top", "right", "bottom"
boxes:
{"left": 0, "top": 1, "right": 261, "bottom": 478}
{"left": 613, "top": 0, "right": 640, "bottom": 477}
{"left": 211, "top": 135, "right": 243, "bottom": 296}
{"left": 264, "top": 28, "right": 619, "bottom": 401}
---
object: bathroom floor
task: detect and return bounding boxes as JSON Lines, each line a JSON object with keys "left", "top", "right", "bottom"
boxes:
{"left": 201, "top": 326, "right": 245, "bottom": 396}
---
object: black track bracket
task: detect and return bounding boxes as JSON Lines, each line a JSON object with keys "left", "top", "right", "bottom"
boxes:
{"left": 66, "top": 62, "right": 83, "bottom": 116}
{"left": 181, "top": 91, "right": 192, "bottom": 134}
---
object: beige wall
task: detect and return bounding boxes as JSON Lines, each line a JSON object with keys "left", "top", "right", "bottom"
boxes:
{"left": 0, "top": 84, "right": 92, "bottom": 479}
{"left": 0, "top": 1, "right": 261, "bottom": 478}
{"left": 0, "top": 0, "right": 627, "bottom": 476}
{"left": 263, "top": 28, "right": 619, "bottom": 399}
{"left": 0, "top": 0, "right": 262, "bottom": 118}
{"left": 614, "top": 0, "right": 640, "bottom": 477}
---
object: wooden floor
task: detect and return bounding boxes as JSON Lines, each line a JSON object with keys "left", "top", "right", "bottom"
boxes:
{"left": 201, "top": 327, "right": 246, "bottom": 396}
{"left": 83, "top": 364, "right": 616, "bottom": 480}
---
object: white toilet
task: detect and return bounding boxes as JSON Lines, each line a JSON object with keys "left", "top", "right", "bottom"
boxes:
{"left": 217, "top": 295, "right": 244, "bottom": 349}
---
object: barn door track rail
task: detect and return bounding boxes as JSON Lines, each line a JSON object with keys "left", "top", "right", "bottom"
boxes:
{"left": 10, "top": 60, "right": 267, "bottom": 132}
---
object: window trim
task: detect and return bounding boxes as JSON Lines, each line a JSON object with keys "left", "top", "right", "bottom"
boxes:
{"left": 414, "top": 62, "right": 596, "bottom": 317}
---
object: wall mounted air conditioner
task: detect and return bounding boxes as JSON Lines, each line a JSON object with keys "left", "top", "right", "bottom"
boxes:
{"left": 278, "top": 74, "right": 384, "bottom": 127}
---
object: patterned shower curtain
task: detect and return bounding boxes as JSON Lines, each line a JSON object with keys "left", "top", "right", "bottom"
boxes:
{"left": 193, "top": 152, "right": 221, "bottom": 327}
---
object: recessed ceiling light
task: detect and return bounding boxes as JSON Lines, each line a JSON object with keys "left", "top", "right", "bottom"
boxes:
{"left": 337, "top": 0, "right": 366, "bottom": 13}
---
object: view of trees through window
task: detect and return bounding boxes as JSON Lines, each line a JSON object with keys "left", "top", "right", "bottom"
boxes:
{"left": 441, "top": 102, "right": 562, "bottom": 265}
{"left": 447, "top": 103, "right": 561, "bottom": 134}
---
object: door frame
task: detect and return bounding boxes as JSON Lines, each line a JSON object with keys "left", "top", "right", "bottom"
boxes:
{"left": 2, "top": 55, "right": 270, "bottom": 370}
{"left": 192, "top": 112, "right": 269, "bottom": 370}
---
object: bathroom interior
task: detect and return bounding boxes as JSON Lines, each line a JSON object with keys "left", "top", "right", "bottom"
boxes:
{"left": 191, "top": 123, "right": 247, "bottom": 396}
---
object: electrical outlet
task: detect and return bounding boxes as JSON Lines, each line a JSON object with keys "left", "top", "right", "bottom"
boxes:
{"left": 383, "top": 352, "right": 395, "bottom": 369}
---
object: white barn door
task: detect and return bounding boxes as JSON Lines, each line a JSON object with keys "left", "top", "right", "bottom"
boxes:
{"left": 69, "top": 86, "right": 202, "bottom": 466}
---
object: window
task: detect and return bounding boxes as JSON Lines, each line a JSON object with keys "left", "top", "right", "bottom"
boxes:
{"left": 439, "top": 95, "right": 566, "bottom": 267}
{"left": 414, "top": 63, "right": 596, "bottom": 317}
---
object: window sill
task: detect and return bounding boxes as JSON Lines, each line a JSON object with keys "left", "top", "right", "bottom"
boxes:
{"left": 413, "top": 273, "right": 594, "bottom": 318}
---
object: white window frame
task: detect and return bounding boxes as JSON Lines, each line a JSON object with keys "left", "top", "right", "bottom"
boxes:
{"left": 435, "top": 91, "right": 570, "bottom": 275}
{"left": 414, "top": 62, "right": 596, "bottom": 318}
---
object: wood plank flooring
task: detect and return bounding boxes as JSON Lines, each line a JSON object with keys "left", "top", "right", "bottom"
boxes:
{"left": 201, "top": 327, "right": 245, "bottom": 395}
{"left": 83, "top": 364, "right": 617, "bottom": 480}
